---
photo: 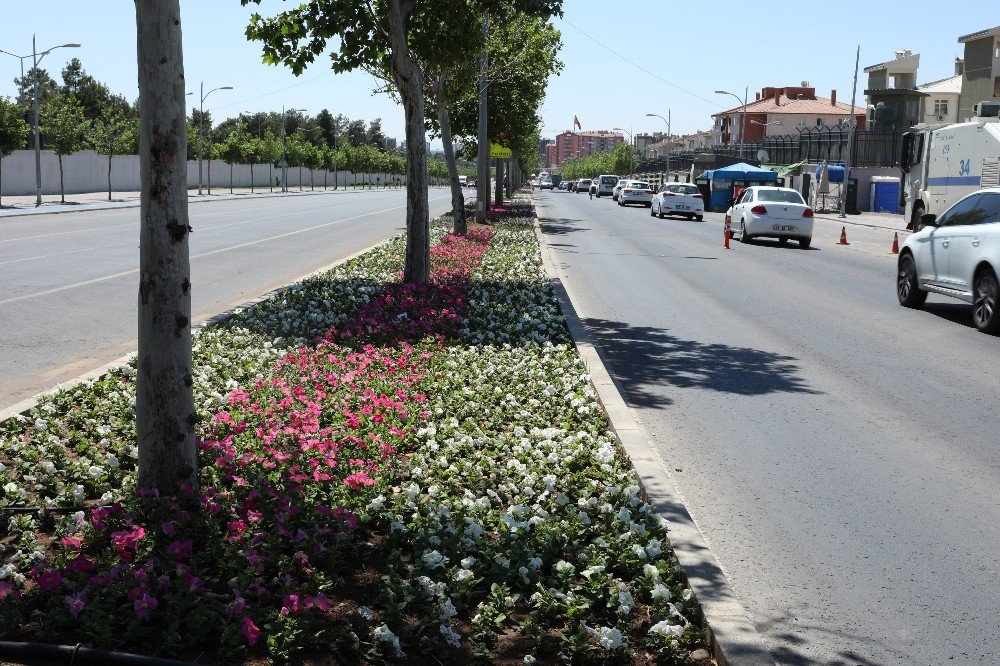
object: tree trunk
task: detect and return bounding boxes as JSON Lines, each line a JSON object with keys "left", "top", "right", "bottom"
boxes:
{"left": 250, "top": 163, "right": 254, "bottom": 193}
{"left": 230, "top": 163, "right": 233, "bottom": 194}
{"left": 269, "top": 163, "right": 273, "bottom": 192}
{"left": 207, "top": 151, "right": 211, "bottom": 195}
{"left": 107, "top": 154, "right": 113, "bottom": 201}
{"left": 433, "top": 78, "right": 465, "bottom": 234}
{"left": 299, "top": 166, "right": 303, "bottom": 191}
{"left": 311, "top": 168, "right": 314, "bottom": 191}
{"left": 494, "top": 158, "right": 503, "bottom": 206}
{"left": 388, "top": 0, "right": 429, "bottom": 284}
{"left": 58, "top": 154, "right": 65, "bottom": 204}
{"left": 134, "top": 0, "right": 197, "bottom": 494}
{"left": 324, "top": 170, "right": 327, "bottom": 190}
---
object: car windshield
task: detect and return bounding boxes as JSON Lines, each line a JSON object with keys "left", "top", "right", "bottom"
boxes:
{"left": 757, "top": 189, "right": 804, "bottom": 204}
{"left": 629, "top": 182, "right": 650, "bottom": 189}
{"left": 665, "top": 184, "right": 700, "bottom": 194}
{"left": 601, "top": 176, "right": 618, "bottom": 185}
{"left": 579, "top": 180, "right": 591, "bottom": 185}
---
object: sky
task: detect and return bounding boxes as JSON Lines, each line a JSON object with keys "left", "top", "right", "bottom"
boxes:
{"left": 0, "top": 0, "right": 993, "bottom": 145}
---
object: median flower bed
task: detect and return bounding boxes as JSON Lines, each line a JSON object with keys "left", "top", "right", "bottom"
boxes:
{"left": 0, "top": 200, "right": 709, "bottom": 663}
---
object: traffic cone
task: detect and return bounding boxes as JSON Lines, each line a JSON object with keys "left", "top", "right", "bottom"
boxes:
{"left": 724, "top": 228, "right": 731, "bottom": 249}
{"left": 889, "top": 232, "right": 899, "bottom": 254}
{"left": 838, "top": 226, "right": 850, "bottom": 245}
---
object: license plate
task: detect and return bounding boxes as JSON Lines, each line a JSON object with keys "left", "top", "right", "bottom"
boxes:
{"left": 773, "top": 224, "right": 796, "bottom": 232}
{"left": 676, "top": 204, "right": 687, "bottom": 210}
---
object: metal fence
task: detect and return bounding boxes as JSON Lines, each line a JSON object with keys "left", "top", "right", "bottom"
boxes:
{"left": 708, "top": 126, "right": 905, "bottom": 168}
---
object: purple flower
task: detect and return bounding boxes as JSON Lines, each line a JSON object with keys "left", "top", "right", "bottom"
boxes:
{"left": 65, "top": 593, "right": 85, "bottom": 618}
{"left": 133, "top": 592, "right": 158, "bottom": 620}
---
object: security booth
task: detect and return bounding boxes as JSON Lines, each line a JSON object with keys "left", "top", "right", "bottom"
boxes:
{"left": 703, "top": 162, "right": 780, "bottom": 211}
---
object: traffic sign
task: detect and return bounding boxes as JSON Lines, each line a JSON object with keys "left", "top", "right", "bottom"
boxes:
{"left": 489, "top": 143, "right": 511, "bottom": 159}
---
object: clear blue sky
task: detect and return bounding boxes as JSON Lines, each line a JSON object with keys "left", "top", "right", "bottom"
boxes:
{"left": 0, "top": 1, "right": 990, "bottom": 144}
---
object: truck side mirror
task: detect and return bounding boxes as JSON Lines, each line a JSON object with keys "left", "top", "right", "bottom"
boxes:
{"left": 920, "top": 213, "right": 938, "bottom": 228}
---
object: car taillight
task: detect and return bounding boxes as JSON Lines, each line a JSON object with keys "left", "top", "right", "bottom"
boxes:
{"left": 802, "top": 208, "right": 814, "bottom": 218}
{"left": 693, "top": 194, "right": 703, "bottom": 199}
{"left": 750, "top": 205, "right": 767, "bottom": 215}
{"left": 662, "top": 192, "right": 676, "bottom": 197}
{"left": 624, "top": 189, "right": 632, "bottom": 194}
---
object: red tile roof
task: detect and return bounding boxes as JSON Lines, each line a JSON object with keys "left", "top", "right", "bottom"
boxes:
{"left": 713, "top": 95, "right": 863, "bottom": 117}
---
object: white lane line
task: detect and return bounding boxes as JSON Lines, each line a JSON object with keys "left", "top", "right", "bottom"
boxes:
{"left": 0, "top": 245, "right": 104, "bottom": 267}
{"left": 0, "top": 194, "right": 449, "bottom": 307}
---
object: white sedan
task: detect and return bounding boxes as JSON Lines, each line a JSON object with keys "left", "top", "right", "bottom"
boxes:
{"left": 612, "top": 178, "right": 629, "bottom": 201}
{"left": 618, "top": 180, "right": 654, "bottom": 207}
{"left": 651, "top": 183, "right": 704, "bottom": 221}
{"left": 727, "top": 186, "right": 814, "bottom": 248}
{"left": 896, "top": 187, "right": 1000, "bottom": 332}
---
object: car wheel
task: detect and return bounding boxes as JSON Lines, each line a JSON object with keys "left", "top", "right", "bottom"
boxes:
{"left": 910, "top": 202, "right": 925, "bottom": 232}
{"left": 778, "top": 237, "right": 788, "bottom": 246}
{"left": 650, "top": 204, "right": 656, "bottom": 217}
{"left": 740, "top": 219, "right": 751, "bottom": 243}
{"left": 972, "top": 268, "right": 1000, "bottom": 333}
{"left": 896, "top": 253, "right": 927, "bottom": 308}
{"left": 658, "top": 209, "right": 665, "bottom": 219}
{"left": 695, "top": 215, "right": 703, "bottom": 222}
{"left": 798, "top": 237, "right": 811, "bottom": 249}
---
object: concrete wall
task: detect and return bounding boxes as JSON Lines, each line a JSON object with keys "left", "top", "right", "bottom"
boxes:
{"left": 0, "top": 149, "right": 411, "bottom": 196}
{"left": 921, "top": 93, "right": 960, "bottom": 124}
{"left": 960, "top": 36, "right": 996, "bottom": 121}
{"left": 798, "top": 163, "right": 900, "bottom": 213}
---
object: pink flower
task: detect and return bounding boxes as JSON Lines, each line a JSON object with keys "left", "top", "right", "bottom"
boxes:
{"left": 61, "top": 535, "right": 82, "bottom": 549}
{"left": 343, "top": 472, "right": 376, "bottom": 491}
{"left": 241, "top": 616, "right": 260, "bottom": 646}
{"left": 281, "top": 594, "right": 301, "bottom": 616}
{"left": 305, "top": 594, "right": 331, "bottom": 611}
{"left": 37, "top": 571, "right": 62, "bottom": 591}
{"left": 0, "top": 582, "right": 18, "bottom": 599}
{"left": 133, "top": 593, "right": 158, "bottom": 620}
{"left": 167, "top": 539, "right": 192, "bottom": 561}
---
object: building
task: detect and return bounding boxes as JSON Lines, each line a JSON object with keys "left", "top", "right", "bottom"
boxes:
{"left": 538, "top": 138, "right": 554, "bottom": 161}
{"left": 864, "top": 50, "right": 926, "bottom": 128}
{"left": 957, "top": 25, "right": 1000, "bottom": 121}
{"left": 917, "top": 71, "right": 962, "bottom": 124}
{"left": 635, "top": 132, "right": 667, "bottom": 154}
{"left": 544, "top": 142, "right": 557, "bottom": 168}
{"left": 712, "top": 85, "right": 867, "bottom": 144}
{"left": 553, "top": 130, "right": 624, "bottom": 165}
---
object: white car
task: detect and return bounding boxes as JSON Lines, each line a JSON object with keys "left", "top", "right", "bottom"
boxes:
{"left": 595, "top": 175, "right": 619, "bottom": 197}
{"left": 651, "top": 183, "right": 704, "bottom": 221}
{"left": 896, "top": 187, "right": 1000, "bottom": 332}
{"left": 612, "top": 177, "right": 630, "bottom": 201}
{"left": 574, "top": 179, "right": 592, "bottom": 193}
{"left": 539, "top": 178, "right": 554, "bottom": 190}
{"left": 618, "top": 180, "right": 654, "bottom": 207}
{"left": 727, "top": 186, "right": 814, "bottom": 248}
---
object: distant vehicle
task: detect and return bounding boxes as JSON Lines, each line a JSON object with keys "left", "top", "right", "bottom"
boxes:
{"left": 574, "top": 179, "right": 593, "bottom": 193}
{"left": 900, "top": 102, "right": 1000, "bottom": 231}
{"left": 652, "top": 183, "right": 704, "bottom": 221}
{"left": 469, "top": 179, "right": 477, "bottom": 188}
{"left": 896, "top": 186, "right": 1000, "bottom": 332}
{"left": 459, "top": 175, "right": 468, "bottom": 187}
{"left": 618, "top": 180, "right": 654, "bottom": 207}
{"left": 550, "top": 175, "right": 563, "bottom": 189}
{"left": 539, "top": 178, "right": 554, "bottom": 190}
{"left": 727, "top": 186, "right": 813, "bottom": 248}
{"left": 612, "top": 178, "right": 630, "bottom": 201}
{"left": 595, "top": 175, "right": 619, "bottom": 197}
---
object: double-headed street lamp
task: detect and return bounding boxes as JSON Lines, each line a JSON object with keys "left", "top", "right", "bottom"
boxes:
{"left": 193, "top": 82, "right": 233, "bottom": 195}
{"left": 0, "top": 36, "right": 81, "bottom": 207}
{"left": 715, "top": 88, "right": 748, "bottom": 159}
{"left": 612, "top": 127, "right": 634, "bottom": 177}
{"left": 645, "top": 111, "right": 671, "bottom": 180}
{"left": 280, "top": 107, "right": 307, "bottom": 192}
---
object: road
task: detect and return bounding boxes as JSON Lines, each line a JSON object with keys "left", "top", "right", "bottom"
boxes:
{"left": 0, "top": 189, "right": 452, "bottom": 409}
{"left": 537, "top": 190, "right": 1000, "bottom": 665}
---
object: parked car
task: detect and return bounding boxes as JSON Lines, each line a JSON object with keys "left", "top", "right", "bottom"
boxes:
{"left": 726, "top": 186, "right": 813, "bottom": 248}
{"left": 595, "top": 174, "right": 619, "bottom": 197}
{"left": 469, "top": 179, "right": 477, "bottom": 188}
{"left": 612, "top": 178, "right": 630, "bottom": 201}
{"left": 539, "top": 178, "right": 554, "bottom": 190}
{"left": 652, "top": 183, "right": 704, "bottom": 221}
{"left": 618, "top": 180, "right": 654, "bottom": 207}
{"left": 574, "top": 179, "right": 593, "bottom": 193}
{"left": 896, "top": 187, "right": 1000, "bottom": 332}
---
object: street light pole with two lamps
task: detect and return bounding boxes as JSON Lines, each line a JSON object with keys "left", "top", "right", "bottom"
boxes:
{"left": 645, "top": 111, "right": 671, "bottom": 181}
{"left": 193, "top": 82, "right": 233, "bottom": 196}
{"left": 612, "top": 127, "right": 634, "bottom": 177}
{"left": 715, "top": 87, "right": 748, "bottom": 159}
{"left": 0, "top": 36, "right": 80, "bottom": 207}
{"left": 280, "top": 107, "right": 307, "bottom": 192}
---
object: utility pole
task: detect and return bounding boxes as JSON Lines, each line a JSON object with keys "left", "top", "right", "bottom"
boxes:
{"left": 476, "top": 10, "right": 489, "bottom": 223}
{"left": 840, "top": 44, "right": 861, "bottom": 219}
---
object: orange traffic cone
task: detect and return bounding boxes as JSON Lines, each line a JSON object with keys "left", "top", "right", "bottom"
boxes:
{"left": 889, "top": 232, "right": 899, "bottom": 254}
{"left": 838, "top": 226, "right": 850, "bottom": 245}
{"left": 724, "top": 227, "right": 731, "bottom": 249}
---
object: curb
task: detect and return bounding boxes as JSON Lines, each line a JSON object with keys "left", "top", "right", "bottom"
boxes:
{"left": 0, "top": 240, "right": 386, "bottom": 423}
{"left": 813, "top": 213, "right": 909, "bottom": 234}
{"left": 532, "top": 203, "right": 775, "bottom": 666}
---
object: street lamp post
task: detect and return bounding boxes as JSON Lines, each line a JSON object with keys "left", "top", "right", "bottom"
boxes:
{"left": 280, "top": 108, "right": 307, "bottom": 192}
{"left": 195, "top": 82, "right": 233, "bottom": 196}
{"left": 645, "top": 111, "right": 671, "bottom": 182}
{"left": 715, "top": 88, "right": 748, "bottom": 159}
{"left": 612, "top": 127, "right": 634, "bottom": 177}
{"left": 1, "top": 37, "right": 80, "bottom": 207}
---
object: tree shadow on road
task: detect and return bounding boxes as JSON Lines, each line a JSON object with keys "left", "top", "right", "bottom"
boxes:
{"left": 580, "top": 317, "right": 820, "bottom": 407}
{"left": 538, "top": 216, "right": 591, "bottom": 236}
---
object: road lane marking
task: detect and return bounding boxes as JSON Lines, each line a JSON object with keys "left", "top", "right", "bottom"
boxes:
{"left": 0, "top": 245, "right": 105, "bottom": 267}
{"left": 0, "top": 194, "right": 449, "bottom": 307}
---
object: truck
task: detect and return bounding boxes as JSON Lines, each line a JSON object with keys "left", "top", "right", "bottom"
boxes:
{"left": 900, "top": 101, "right": 1000, "bottom": 229}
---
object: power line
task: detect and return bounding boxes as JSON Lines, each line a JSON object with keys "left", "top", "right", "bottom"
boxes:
{"left": 560, "top": 18, "right": 724, "bottom": 109}
{"left": 208, "top": 70, "right": 334, "bottom": 113}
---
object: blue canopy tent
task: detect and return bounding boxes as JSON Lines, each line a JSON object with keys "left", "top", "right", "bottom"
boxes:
{"left": 704, "top": 162, "right": 779, "bottom": 211}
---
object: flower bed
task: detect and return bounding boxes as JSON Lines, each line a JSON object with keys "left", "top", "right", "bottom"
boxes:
{"left": 0, "top": 200, "right": 709, "bottom": 663}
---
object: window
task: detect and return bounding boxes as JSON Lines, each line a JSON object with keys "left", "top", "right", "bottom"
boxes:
{"left": 796, "top": 118, "right": 806, "bottom": 127}
{"left": 933, "top": 99, "right": 949, "bottom": 115}
{"left": 757, "top": 189, "right": 805, "bottom": 204}
{"left": 977, "top": 193, "right": 1000, "bottom": 224}
{"left": 816, "top": 118, "right": 824, "bottom": 126}
{"left": 938, "top": 194, "right": 985, "bottom": 226}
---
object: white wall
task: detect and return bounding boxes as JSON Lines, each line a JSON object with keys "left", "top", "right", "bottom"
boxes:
{"left": 921, "top": 93, "right": 960, "bottom": 124}
{"left": 0, "top": 149, "right": 411, "bottom": 196}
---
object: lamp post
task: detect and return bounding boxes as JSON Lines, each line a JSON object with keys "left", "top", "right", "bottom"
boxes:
{"left": 645, "top": 111, "right": 671, "bottom": 181}
{"left": 194, "top": 82, "right": 233, "bottom": 196}
{"left": 1, "top": 37, "right": 80, "bottom": 207}
{"left": 840, "top": 44, "right": 861, "bottom": 219}
{"left": 715, "top": 88, "right": 748, "bottom": 159}
{"left": 612, "top": 127, "right": 634, "bottom": 177}
{"left": 280, "top": 107, "right": 307, "bottom": 192}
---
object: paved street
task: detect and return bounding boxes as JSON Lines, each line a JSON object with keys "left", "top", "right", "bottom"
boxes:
{"left": 0, "top": 189, "right": 451, "bottom": 408}
{"left": 537, "top": 190, "right": 1000, "bottom": 665}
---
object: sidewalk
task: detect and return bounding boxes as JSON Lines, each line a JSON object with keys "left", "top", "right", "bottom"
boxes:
{"left": 0, "top": 184, "right": 405, "bottom": 219}
{"left": 813, "top": 210, "right": 909, "bottom": 233}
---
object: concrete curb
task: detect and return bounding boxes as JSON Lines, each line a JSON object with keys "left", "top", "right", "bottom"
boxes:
{"left": 532, "top": 202, "right": 775, "bottom": 666}
{"left": 0, "top": 240, "right": 385, "bottom": 423}
{"left": 0, "top": 186, "right": 421, "bottom": 220}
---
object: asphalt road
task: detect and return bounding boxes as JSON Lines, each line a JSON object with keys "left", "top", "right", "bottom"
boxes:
{"left": 0, "top": 188, "right": 452, "bottom": 409}
{"left": 537, "top": 190, "right": 1000, "bottom": 665}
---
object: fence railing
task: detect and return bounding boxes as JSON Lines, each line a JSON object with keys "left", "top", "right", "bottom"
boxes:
{"left": 708, "top": 127, "right": 906, "bottom": 168}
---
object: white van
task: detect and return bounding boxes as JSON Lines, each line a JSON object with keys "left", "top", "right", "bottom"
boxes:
{"left": 458, "top": 175, "right": 468, "bottom": 187}
{"left": 595, "top": 174, "right": 620, "bottom": 197}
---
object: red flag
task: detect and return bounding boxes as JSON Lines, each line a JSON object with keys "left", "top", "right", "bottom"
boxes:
{"left": 573, "top": 115, "right": 581, "bottom": 130}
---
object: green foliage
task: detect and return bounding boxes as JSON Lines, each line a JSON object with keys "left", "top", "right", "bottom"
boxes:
{"left": 40, "top": 92, "right": 88, "bottom": 157}
{"left": 557, "top": 143, "right": 637, "bottom": 180}
{"left": 0, "top": 97, "right": 29, "bottom": 155}
{"left": 90, "top": 110, "right": 137, "bottom": 159}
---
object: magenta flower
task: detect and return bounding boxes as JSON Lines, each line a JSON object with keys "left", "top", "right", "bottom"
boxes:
{"left": 241, "top": 616, "right": 260, "bottom": 646}
{"left": 343, "top": 471, "right": 376, "bottom": 490}
{"left": 133, "top": 593, "right": 158, "bottom": 620}
{"left": 305, "top": 594, "right": 331, "bottom": 611}
{"left": 37, "top": 571, "right": 62, "bottom": 591}
{"left": 0, "top": 582, "right": 17, "bottom": 599}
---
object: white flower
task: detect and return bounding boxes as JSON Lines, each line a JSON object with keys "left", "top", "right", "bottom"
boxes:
{"left": 356, "top": 606, "right": 374, "bottom": 622}
{"left": 554, "top": 560, "right": 575, "bottom": 575}
{"left": 460, "top": 556, "right": 476, "bottom": 569}
{"left": 372, "top": 624, "right": 405, "bottom": 658}
{"left": 618, "top": 589, "right": 634, "bottom": 614}
{"left": 581, "top": 564, "right": 605, "bottom": 579}
{"left": 651, "top": 583, "right": 671, "bottom": 601}
{"left": 524, "top": 656, "right": 537, "bottom": 665}
{"left": 87, "top": 465, "right": 105, "bottom": 478}
{"left": 528, "top": 556, "right": 543, "bottom": 570}
{"left": 100, "top": 492, "right": 114, "bottom": 505}
{"left": 368, "top": 494, "right": 386, "bottom": 511}
{"left": 586, "top": 625, "right": 623, "bottom": 651}
{"left": 645, "top": 539, "right": 663, "bottom": 558}
{"left": 33, "top": 419, "right": 48, "bottom": 432}
{"left": 648, "top": 620, "right": 684, "bottom": 638}
{"left": 617, "top": 506, "right": 632, "bottom": 523}
{"left": 40, "top": 461, "right": 56, "bottom": 475}
{"left": 682, "top": 588, "right": 694, "bottom": 601}
{"left": 455, "top": 568, "right": 474, "bottom": 582}
{"left": 643, "top": 564, "right": 660, "bottom": 581}
{"left": 438, "top": 597, "right": 457, "bottom": 620}
{"left": 105, "top": 454, "right": 120, "bottom": 468}
{"left": 422, "top": 550, "right": 448, "bottom": 570}
{"left": 439, "top": 623, "right": 461, "bottom": 648}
